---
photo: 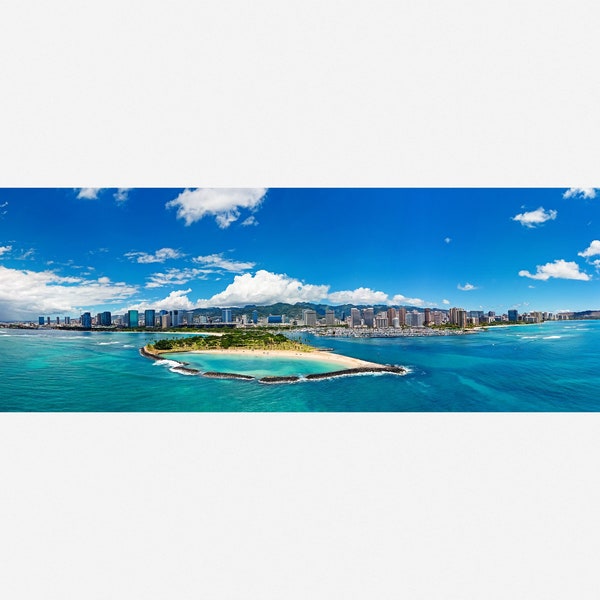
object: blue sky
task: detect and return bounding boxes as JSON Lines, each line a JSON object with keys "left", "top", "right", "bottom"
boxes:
{"left": 0, "top": 187, "right": 599, "bottom": 320}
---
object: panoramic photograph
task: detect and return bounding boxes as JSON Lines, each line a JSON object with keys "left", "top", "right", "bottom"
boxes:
{"left": 1, "top": 187, "right": 599, "bottom": 411}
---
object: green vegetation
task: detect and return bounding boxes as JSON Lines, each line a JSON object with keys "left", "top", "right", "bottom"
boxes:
{"left": 149, "top": 330, "right": 315, "bottom": 353}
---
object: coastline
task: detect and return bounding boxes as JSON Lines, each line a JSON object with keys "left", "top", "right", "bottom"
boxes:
{"left": 140, "top": 344, "right": 406, "bottom": 382}
{"left": 184, "top": 348, "right": 383, "bottom": 369}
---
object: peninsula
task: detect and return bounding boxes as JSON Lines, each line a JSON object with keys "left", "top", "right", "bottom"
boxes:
{"left": 140, "top": 330, "right": 407, "bottom": 382}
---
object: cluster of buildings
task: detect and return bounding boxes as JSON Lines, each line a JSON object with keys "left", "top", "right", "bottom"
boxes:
{"left": 35, "top": 306, "right": 571, "bottom": 331}
{"left": 37, "top": 308, "right": 259, "bottom": 330}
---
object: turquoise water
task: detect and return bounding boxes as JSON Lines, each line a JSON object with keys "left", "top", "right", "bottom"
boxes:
{"left": 1, "top": 321, "right": 600, "bottom": 411}
{"left": 167, "top": 351, "right": 349, "bottom": 377}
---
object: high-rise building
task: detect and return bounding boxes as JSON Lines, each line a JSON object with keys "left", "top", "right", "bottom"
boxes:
{"left": 424, "top": 308, "right": 431, "bottom": 325}
{"left": 144, "top": 309, "right": 155, "bottom": 328}
{"left": 508, "top": 309, "right": 518, "bottom": 322}
{"left": 387, "top": 307, "right": 397, "bottom": 325}
{"left": 350, "top": 308, "right": 361, "bottom": 328}
{"left": 161, "top": 314, "right": 171, "bottom": 329}
{"left": 267, "top": 315, "right": 283, "bottom": 324}
{"left": 222, "top": 308, "right": 233, "bottom": 324}
{"left": 97, "top": 311, "right": 110, "bottom": 326}
{"left": 127, "top": 310, "right": 139, "bottom": 328}
{"left": 448, "top": 307, "right": 467, "bottom": 327}
{"left": 252, "top": 310, "right": 258, "bottom": 324}
{"left": 169, "top": 310, "right": 182, "bottom": 327}
{"left": 302, "top": 309, "right": 317, "bottom": 326}
{"left": 325, "top": 309, "right": 335, "bottom": 326}
{"left": 81, "top": 312, "right": 92, "bottom": 329}
{"left": 64, "top": 316, "right": 71, "bottom": 325}
{"left": 406, "top": 310, "right": 424, "bottom": 327}
{"left": 398, "top": 307, "right": 407, "bottom": 326}
{"left": 363, "top": 308, "right": 374, "bottom": 328}
{"left": 38, "top": 316, "right": 45, "bottom": 326}
{"left": 46, "top": 317, "right": 50, "bottom": 325}
{"left": 375, "top": 312, "right": 388, "bottom": 328}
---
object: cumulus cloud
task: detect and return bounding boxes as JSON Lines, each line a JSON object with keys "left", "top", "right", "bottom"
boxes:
{"left": 145, "top": 268, "right": 211, "bottom": 288}
{"left": 0, "top": 266, "right": 138, "bottom": 320}
{"left": 563, "top": 188, "right": 596, "bottom": 199}
{"left": 518, "top": 259, "right": 591, "bottom": 281}
{"left": 196, "top": 270, "right": 329, "bottom": 307}
{"left": 76, "top": 188, "right": 102, "bottom": 200}
{"left": 512, "top": 207, "right": 557, "bottom": 228}
{"left": 125, "top": 247, "right": 185, "bottom": 264}
{"left": 391, "top": 293, "right": 425, "bottom": 306}
{"left": 578, "top": 240, "right": 600, "bottom": 258}
{"left": 457, "top": 283, "right": 477, "bottom": 291}
{"left": 193, "top": 253, "right": 256, "bottom": 272}
{"left": 166, "top": 188, "right": 267, "bottom": 227}
{"left": 328, "top": 287, "right": 389, "bottom": 305}
{"left": 444, "top": 237, "right": 451, "bottom": 244}
{"left": 442, "top": 299, "right": 450, "bottom": 305}
{"left": 0, "top": 245, "right": 12, "bottom": 256}
{"left": 124, "top": 289, "right": 196, "bottom": 312}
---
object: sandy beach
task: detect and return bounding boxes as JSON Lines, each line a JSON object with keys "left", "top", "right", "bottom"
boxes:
{"left": 185, "top": 348, "right": 383, "bottom": 369}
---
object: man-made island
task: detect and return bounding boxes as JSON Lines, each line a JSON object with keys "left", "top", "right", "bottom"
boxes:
{"left": 140, "top": 330, "right": 407, "bottom": 383}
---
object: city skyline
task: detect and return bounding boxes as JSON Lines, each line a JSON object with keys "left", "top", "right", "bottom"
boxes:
{"left": 1, "top": 187, "right": 600, "bottom": 320}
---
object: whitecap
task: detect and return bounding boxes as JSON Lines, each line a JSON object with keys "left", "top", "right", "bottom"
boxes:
{"left": 96, "top": 341, "right": 121, "bottom": 345}
{"left": 543, "top": 335, "right": 561, "bottom": 340}
{"left": 154, "top": 359, "right": 182, "bottom": 368}
{"left": 169, "top": 367, "right": 197, "bottom": 376}
{"left": 122, "top": 344, "right": 134, "bottom": 348}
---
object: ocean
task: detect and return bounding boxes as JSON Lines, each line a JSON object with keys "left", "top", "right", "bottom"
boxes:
{"left": 1, "top": 320, "right": 599, "bottom": 411}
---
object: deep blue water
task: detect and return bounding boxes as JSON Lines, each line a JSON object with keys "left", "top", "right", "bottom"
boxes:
{"left": 1, "top": 321, "right": 599, "bottom": 411}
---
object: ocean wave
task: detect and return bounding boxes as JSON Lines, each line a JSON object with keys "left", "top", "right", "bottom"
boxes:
{"left": 96, "top": 341, "right": 121, "bottom": 345}
{"left": 122, "top": 344, "right": 134, "bottom": 348}
{"left": 154, "top": 359, "right": 183, "bottom": 368}
{"left": 543, "top": 335, "right": 562, "bottom": 340}
{"left": 169, "top": 367, "right": 197, "bottom": 376}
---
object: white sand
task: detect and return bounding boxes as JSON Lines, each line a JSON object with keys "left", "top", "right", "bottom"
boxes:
{"left": 186, "top": 348, "right": 382, "bottom": 369}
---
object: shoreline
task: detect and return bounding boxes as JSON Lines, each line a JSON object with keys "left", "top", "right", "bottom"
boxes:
{"left": 182, "top": 348, "right": 383, "bottom": 369}
{"left": 140, "top": 345, "right": 406, "bottom": 382}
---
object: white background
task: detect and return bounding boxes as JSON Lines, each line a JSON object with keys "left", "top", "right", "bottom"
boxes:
{"left": 1, "top": 1, "right": 600, "bottom": 598}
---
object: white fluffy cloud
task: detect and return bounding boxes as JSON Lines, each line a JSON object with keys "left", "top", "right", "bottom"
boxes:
{"left": 442, "top": 299, "right": 450, "bottom": 305}
{"left": 444, "top": 237, "right": 451, "bottom": 244}
{"left": 518, "top": 259, "right": 591, "bottom": 281}
{"left": 578, "top": 240, "right": 600, "bottom": 258}
{"left": 196, "top": 270, "right": 329, "bottom": 307}
{"left": 193, "top": 253, "right": 255, "bottom": 272}
{"left": 124, "top": 289, "right": 196, "bottom": 312}
{"left": 76, "top": 188, "right": 102, "bottom": 200}
{"left": 457, "top": 282, "right": 477, "bottom": 291}
{"left": 125, "top": 247, "right": 185, "bottom": 264}
{"left": 328, "top": 287, "right": 389, "bottom": 305}
{"left": 0, "top": 245, "right": 12, "bottom": 256}
{"left": 512, "top": 207, "right": 557, "bottom": 228}
{"left": 166, "top": 188, "right": 267, "bottom": 227}
{"left": 391, "top": 293, "right": 425, "bottom": 306}
{"left": 563, "top": 188, "right": 596, "bottom": 199}
{"left": 0, "top": 266, "right": 138, "bottom": 320}
{"left": 145, "top": 268, "right": 211, "bottom": 289}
